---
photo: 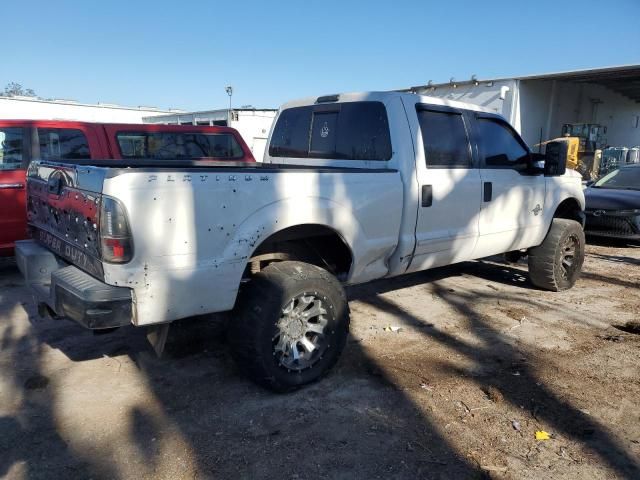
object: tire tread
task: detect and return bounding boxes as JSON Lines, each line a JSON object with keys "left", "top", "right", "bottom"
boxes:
{"left": 528, "top": 218, "right": 585, "bottom": 291}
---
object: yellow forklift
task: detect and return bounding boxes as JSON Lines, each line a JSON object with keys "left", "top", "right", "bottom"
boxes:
{"left": 544, "top": 123, "right": 606, "bottom": 180}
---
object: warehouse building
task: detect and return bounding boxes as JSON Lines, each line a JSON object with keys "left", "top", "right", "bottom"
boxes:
{"left": 0, "top": 95, "right": 181, "bottom": 123}
{"left": 402, "top": 64, "right": 640, "bottom": 151}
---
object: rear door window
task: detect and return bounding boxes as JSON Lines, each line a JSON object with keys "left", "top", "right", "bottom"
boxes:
{"left": 38, "top": 128, "right": 91, "bottom": 160}
{"left": 0, "top": 128, "right": 24, "bottom": 169}
{"left": 116, "top": 132, "right": 244, "bottom": 159}
{"left": 417, "top": 108, "right": 472, "bottom": 168}
{"left": 269, "top": 101, "right": 392, "bottom": 160}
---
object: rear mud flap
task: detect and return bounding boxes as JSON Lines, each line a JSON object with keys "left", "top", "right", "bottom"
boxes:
{"left": 146, "top": 324, "right": 171, "bottom": 357}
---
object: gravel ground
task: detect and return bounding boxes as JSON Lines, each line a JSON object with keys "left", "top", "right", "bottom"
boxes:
{"left": 0, "top": 240, "right": 639, "bottom": 479}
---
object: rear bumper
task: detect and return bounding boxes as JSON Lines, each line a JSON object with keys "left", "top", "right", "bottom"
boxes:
{"left": 15, "top": 240, "right": 133, "bottom": 329}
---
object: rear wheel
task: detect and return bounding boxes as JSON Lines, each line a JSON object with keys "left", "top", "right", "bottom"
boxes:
{"left": 528, "top": 218, "right": 585, "bottom": 291}
{"left": 228, "top": 261, "right": 349, "bottom": 392}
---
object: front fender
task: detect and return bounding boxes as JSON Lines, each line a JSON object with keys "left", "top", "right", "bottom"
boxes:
{"left": 543, "top": 174, "right": 586, "bottom": 235}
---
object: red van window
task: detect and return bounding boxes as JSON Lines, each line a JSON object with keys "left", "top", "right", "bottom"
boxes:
{"left": 38, "top": 128, "right": 91, "bottom": 160}
{"left": 116, "top": 132, "right": 244, "bottom": 159}
{"left": 0, "top": 128, "right": 23, "bottom": 169}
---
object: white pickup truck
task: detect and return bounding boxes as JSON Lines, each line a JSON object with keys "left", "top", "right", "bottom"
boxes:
{"left": 17, "top": 92, "right": 585, "bottom": 391}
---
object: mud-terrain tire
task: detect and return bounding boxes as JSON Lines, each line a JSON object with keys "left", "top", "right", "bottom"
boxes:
{"left": 228, "top": 261, "right": 349, "bottom": 392}
{"left": 528, "top": 218, "right": 585, "bottom": 291}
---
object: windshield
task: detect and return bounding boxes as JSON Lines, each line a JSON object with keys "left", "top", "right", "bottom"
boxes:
{"left": 593, "top": 167, "right": 640, "bottom": 190}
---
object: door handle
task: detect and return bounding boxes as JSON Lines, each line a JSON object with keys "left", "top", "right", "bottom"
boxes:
{"left": 421, "top": 185, "right": 433, "bottom": 207}
{"left": 0, "top": 183, "right": 25, "bottom": 189}
{"left": 483, "top": 182, "right": 492, "bottom": 202}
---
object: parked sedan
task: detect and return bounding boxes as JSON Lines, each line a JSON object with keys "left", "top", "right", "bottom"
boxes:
{"left": 584, "top": 164, "right": 640, "bottom": 240}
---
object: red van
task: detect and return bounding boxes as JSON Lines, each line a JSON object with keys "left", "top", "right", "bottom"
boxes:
{"left": 0, "top": 120, "right": 255, "bottom": 256}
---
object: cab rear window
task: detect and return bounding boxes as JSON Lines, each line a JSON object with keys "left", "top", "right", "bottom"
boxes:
{"left": 117, "top": 132, "right": 244, "bottom": 159}
{"left": 269, "top": 101, "right": 392, "bottom": 161}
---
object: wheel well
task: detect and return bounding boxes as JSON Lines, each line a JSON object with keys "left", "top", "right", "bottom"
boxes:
{"left": 247, "top": 224, "right": 353, "bottom": 281}
{"left": 553, "top": 198, "right": 585, "bottom": 226}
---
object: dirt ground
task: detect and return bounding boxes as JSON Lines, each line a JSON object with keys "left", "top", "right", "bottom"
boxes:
{"left": 0, "top": 239, "right": 639, "bottom": 480}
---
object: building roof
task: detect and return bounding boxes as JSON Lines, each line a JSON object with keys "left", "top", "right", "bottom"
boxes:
{"left": 0, "top": 94, "right": 184, "bottom": 113}
{"left": 403, "top": 64, "right": 640, "bottom": 102}
{"left": 143, "top": 108, "right": 278, "bottom": 123}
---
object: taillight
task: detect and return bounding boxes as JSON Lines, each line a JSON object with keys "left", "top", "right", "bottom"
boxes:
{"left": 100, "top": 196, "right": 133, "bottom": 263}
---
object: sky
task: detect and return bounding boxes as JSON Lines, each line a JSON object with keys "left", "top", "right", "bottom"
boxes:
{"left": 2, "top": 0, "right": 639, "bottom": 112}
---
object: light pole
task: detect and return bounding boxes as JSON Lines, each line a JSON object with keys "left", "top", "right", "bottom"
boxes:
{"left": 225, "top": 86, "right": 233, "bottom": 112}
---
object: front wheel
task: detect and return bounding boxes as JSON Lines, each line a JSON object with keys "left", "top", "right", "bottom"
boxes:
{"left": 228, "top": 261, "right": 349, "bottom": 392}
{"left": 528, "top": 218, "right": 585, "bottom": 291}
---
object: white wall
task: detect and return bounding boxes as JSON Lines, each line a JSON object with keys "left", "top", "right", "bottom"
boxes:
{"left": 0, "top": 96, "right": 176, "bottom": 123}
{"left": 231, "top": 110, "right": 277, "bottom": 161}
{"left": 518, "top": 80, "right": 554, "bottom": 148}
{"left": 515, "top": 80, "right": 640, "bottom": 147}
{"left": 547, "top": 82, "right": 640, "bottom": 147}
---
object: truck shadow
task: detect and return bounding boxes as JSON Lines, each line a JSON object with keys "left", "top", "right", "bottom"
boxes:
{"left": 580, "top": 271, "right": 640, "bottom": 289}
{"left": 0, "top": 262, "right": 120, "bottom": 479}
{"left": 586, "top": 251, "right": 640, "bottom": 267}
{"left": 2, "top": 261, "right": 486, "bottom": 479}
{"left": 354, "top": 272, "right": 640, "bottom": 479}
{"left": 3, "top": 255, "right": 638, "bottom": 479}
{"left": 586, "top": 236, "right": 640, "bottom": 249}
{"left": 133, "top": 328, "right": 485, "bottom": 479}
{"left": 5, "top": 248, "right": 639, "bottom": 478}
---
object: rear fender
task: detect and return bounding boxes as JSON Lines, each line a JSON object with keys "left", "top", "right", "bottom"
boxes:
{"left": 223, "top": 197, "right": 394, "bottom": 285}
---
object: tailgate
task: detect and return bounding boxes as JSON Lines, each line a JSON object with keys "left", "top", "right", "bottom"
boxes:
{"left": 26, "top": 161, "right": 106, "bottom": 278}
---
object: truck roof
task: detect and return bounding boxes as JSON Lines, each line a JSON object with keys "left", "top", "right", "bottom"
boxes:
{"left": 0, "top": 118, "right": 241, "bottom": 134}
{"left": 279, "top": 91, "right": 496, "bottom": 114}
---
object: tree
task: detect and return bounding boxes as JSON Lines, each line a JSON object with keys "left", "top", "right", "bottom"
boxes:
{"left": 3, "top": 82, "right": 37, "bottom": 97}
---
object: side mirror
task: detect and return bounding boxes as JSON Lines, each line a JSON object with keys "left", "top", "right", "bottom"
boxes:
{"left": 544, "top": 141, "right": 568, "bottom": 176}
{"left": 527, "top": 153, "right": 545, "bottom": 175}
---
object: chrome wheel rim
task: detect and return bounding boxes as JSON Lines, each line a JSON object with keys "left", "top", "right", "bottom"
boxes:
{"left": 273, "top": 293, "right": 329, "bottom": 371}
{"left": 560, "top": 234, "right": 579, "bottom": 280}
